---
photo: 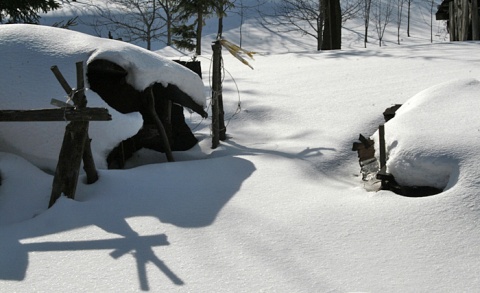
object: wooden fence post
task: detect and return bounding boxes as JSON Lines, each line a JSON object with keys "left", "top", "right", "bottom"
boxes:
{"left": 211, "top": 40, "right": 227, "bottom": 149}
{"left": 378, "top": 124, "right": 386, "bottom": 169}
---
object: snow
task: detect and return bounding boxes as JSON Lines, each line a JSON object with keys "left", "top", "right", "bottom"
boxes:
{"left": 0, "top": 24, "right": 205, "bottom": 171}
{"left": 380, "top": 78, "right": 480, "bottom": 190}
{"left": 2, "top": 1, "right": 480, "bottom": 292}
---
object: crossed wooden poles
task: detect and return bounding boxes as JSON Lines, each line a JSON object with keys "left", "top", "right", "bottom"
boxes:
{"left": 48, "top": 62, "right": 108, "bottom": 207}
{"left": 0, "top": 61, "right": 178, "bottom": 207}
{"left": 0, "top": 62, "right": 111, "bottom": 207}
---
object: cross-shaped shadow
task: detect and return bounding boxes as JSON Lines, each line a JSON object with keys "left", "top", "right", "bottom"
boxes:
{"left": 22, "top": 233, "right": 182, "bottom": 290}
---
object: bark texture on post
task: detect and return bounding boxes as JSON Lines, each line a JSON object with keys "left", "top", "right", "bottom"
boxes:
{"left": 211, "top": 41, "right": 222, "bottom": 149}
{"left": 49, "top": 121, "right": 89, "bottom": 207}
{"left": 49, "top": 62, "right": 100, "bottom": 207}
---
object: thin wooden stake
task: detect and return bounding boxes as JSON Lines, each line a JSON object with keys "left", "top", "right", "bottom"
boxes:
{"left": 51, "top": 65, "right": 73, "bottom": 95}
{"left": 146, "top": 87, "right": 174, "bottom": 162}
{"left": 76, "top": 62, "right": 98, "bottom": 183}
{"left": 49, "top": 121, "right": 88, "bottom": 207}
{"left": 211, "top": 41, "right": 221, "bottom": 149}
{"left": 378, "top": 124, "right": 386, "bottom": 169}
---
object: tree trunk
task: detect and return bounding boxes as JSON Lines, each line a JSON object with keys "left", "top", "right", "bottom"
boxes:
{"left": 196, "top": 10, "right": 203, "bottom": 55}
{"left": 317, "top": 0, "right": 325, "bottom": 50}
{"left": 322, "top": 0, "right": 342, "bottom": 50}
{"left": 472, "top": 0, "right": 479, "bottom": 40}
{"left": 364, "top": 0, "right": 371, "bottom": 48}
{"left": 407, "top": 0, "right": 411, "bottom": 36}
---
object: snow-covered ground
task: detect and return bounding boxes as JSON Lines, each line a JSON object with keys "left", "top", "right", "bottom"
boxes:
{"left": 1, "top": 1, "right": 480, "bottom": 292}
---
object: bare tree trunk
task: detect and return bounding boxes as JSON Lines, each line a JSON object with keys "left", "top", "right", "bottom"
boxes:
{"left": 407, "top": 0, "right": 411, "bottom": 36}
{"left": 461, "top": 0, "right": 469, "bottom": 41}
{"left": 318, "top": 0, "right": 325, "bottom": 50}
{"left": 430, "top": 0, "right": 434, "bottom": 42}
{"left": 322, "top": 0, "right": 342, "bottom": 50}
{"left": 196, "top": 10, "right": 203, "bottom": 55}
{"left": 396, "top": 0, "right": 405, "bottom": 45}
{"left": 364, "top": 0, "right": 372, "bottom": 47}
{"left": 473, "top": 0, "right": 479, "bottom": 40}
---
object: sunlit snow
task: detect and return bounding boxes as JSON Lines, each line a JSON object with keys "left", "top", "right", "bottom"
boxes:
{"left": 1, "top": 1, "right": 480, "bottom": 292}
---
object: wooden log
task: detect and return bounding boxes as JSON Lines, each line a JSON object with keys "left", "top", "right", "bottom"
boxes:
{"left": 0, "top": 108, "right": 111, "bottom": 121}
{"left": 82, "top": 136, "right": 98, "bottom": 184}
{"left": 49, "top": 121, "right": 89, "bottom": 207}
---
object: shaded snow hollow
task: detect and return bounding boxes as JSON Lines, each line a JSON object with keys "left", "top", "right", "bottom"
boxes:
{"left": 0, "top": 24, "right": 206, "bottom": 170}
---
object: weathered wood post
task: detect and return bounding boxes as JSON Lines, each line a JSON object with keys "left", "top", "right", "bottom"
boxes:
{"left": 211, "top": 40, "right": 227, "bottom": 149}
{"left": 211, "top": 41, "right": 221, "bottom": 149}
{"left": 49, "top": 62, "right": 98, "bottom": 207}
{"left": 75, "top": 62, "right": 99, "bottom": 184}
{"left": 378, "top": 124, "right": 386, "bottom": 169}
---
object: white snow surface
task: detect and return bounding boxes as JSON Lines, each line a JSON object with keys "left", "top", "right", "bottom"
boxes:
{"left": 381, "top": 78, "right": 480, "bottom": 190}
{"left": 2, "top": 1, "right": 480, "bottom": 292}
{"left": 0, "top": 24, "right": 206, "bottom": 170}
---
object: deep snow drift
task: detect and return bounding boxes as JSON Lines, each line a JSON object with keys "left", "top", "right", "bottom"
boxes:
{"left": 1, "top": 1, "right": 480, "bottom": 292}
{"left": 380, "top": 78, "right": 480, "bottom": 190}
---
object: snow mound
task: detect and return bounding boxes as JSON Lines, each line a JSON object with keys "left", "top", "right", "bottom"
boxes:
{"left": 0, "top": 24, "right": 206, "bottom": 171}
{"left": 380, "top": 78, "right": 480, "bottom": 190}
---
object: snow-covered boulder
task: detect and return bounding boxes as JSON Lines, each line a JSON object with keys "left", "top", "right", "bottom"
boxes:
{"left": 377, "top": 78, "right": 480, "bottom": 190}
{"left": 0, "top": 24, "right": 206, "bottom": 171}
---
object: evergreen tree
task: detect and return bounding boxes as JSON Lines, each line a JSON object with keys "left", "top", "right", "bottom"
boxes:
{"left": 174, "top": 0, "right": 234, "bottom": 55}
{"left": 0, "top": 0, "right": 60, "bottom": 23}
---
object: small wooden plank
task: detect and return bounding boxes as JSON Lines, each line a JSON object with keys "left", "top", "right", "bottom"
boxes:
{"left": 51, "top": 98, "right": 74, "bottom": 108}
{"left": 0, "top": 108, "right": 111, "bottom": 122}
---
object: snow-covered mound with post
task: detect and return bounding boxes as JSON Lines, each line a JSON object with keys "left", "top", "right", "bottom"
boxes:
{"left": 0, "top": 24, "right": 206, "bottom": 171}
{"left": 378, "top": 78, "right": 480, "bottom": 190}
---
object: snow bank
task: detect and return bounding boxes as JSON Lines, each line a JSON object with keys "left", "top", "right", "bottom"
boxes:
{"left": 380, "top": 78, "right": 480, "bottom": 190}
{"left": 0, "top": 24, "right": 206, "bottom": 171}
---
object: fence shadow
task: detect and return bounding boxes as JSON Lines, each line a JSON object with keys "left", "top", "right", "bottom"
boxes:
{"left": 0, "top": 155, "right": 256, "bottom": 290}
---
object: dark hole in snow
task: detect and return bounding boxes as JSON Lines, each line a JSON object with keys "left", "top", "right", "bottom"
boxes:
{"left": 353, "top": 104, "right": 443, "bottom": 197}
